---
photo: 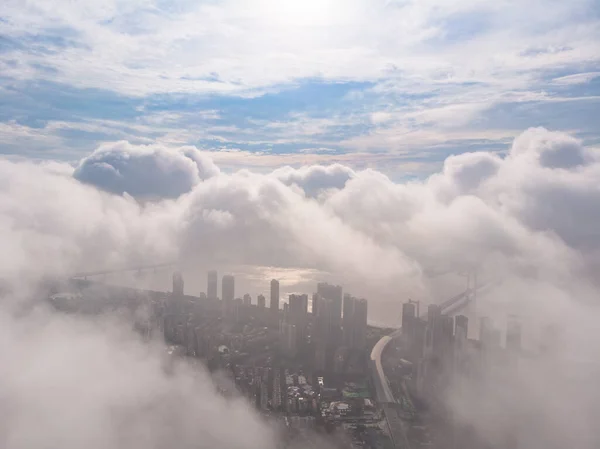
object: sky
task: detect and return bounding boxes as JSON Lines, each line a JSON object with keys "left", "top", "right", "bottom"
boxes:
{"left": 1, "top": 2, "right": 600, "bottom": 449}
{"left": 1, "top": 0, "right": 599, "bottom": 178}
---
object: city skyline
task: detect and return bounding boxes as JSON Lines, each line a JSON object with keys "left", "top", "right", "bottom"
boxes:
{"left": 1, "top": 1, "right": 599, "bottom": 449}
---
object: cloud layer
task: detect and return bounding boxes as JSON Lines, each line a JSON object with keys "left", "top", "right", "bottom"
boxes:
{"left": 2, "top": 0, "right": 598, "bottom": 96}
{"left": 3, "top": 127, "right": 600, "bottom": 295}
{"left": 1, "top": 127, "right": 600, "bottom": 448}
{"left": 0, "top": 307, "right": 278, "bottom": 449}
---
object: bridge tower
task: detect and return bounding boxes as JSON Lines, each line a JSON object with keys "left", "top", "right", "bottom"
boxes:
{"left": 458, "top": 269, "right": 478, "bottom": 334}
{"left": 463, "top": 269, "right": 478, "bottom": 327}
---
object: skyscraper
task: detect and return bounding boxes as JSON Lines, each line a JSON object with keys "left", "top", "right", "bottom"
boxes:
{"left": 270, "top": 279, "right": 280, "bottom": 312}
{"left": 288, "top": 294, "right": 309, "bottom": 348}
{"left": 317, "top": 283, "right": 342, "bottom": 343}
{"left": 352, "top": 298, "right": 368, "bottom": 350}
{"left": 343, "top": 293, "right": 356, "bottom": 347}
{"left": 289, "top": 294, "right": 308, "bottom": 315}
{"left": 424, "top": 304, "right": 442, "bottom": 356}
{"left": 440, "top": 315, "right": 455, "bottom": 353}
{"left": 454, "top": 314, "right": 469, "bottom": 376}
{"left": 342, "top": 293, "right": 354, "bottom": 331}
{"left": 280, "top": 322, "right": 297, "bottom": 356}
{"left": 257, "top": 294, "right": 266, "bottom": 309}
{"left": 207, "top": 270, "right": 218, "bottom": 300}
{"left": 314, "top": 297, "right": 333, "bottom": 370}
{"left": 342, "top": 294, "right": 368, "bottom": 349}
{"left": 222, "top": 275, "right": 235, "bottom": 319}
{"left": 222, "top": 275, "right": 235, "bottom": 302}
{"left": 173, "top": 271, "right": 184, "bottom": 297}
{"left": 317, "top": 283, "right": 342, "bottom": 320}
{"left": 243, "top": 293, "right": 252, "bottom": 306}
{"left": 312, "top": 293, "right": 320, "bottom": 316}
{"left": 402, "top": 301, "right": 417, "bottom": 337}
{"left": 315, "top": 297, "right": 333, "bottom": 344}
{"left": 454, "top": 315, "right": 469, "bottom": 341}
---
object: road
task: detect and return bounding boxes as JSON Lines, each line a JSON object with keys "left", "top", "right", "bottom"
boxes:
{"left": 370, "top": 328, "right": 406, "bottom": 448}
{"left": 370, "top": 329, "right": 401, "bottom": 404}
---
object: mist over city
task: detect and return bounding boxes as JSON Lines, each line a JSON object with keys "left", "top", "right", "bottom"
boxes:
{"left": 1, "top": 1, "right": 599, "bottom": 449}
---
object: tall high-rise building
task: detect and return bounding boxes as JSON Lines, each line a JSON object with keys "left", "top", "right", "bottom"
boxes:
{"left": 402, "top": 301, "right": 417, "bottom": 337}
{"left": 222, "top": 275, "right": 235, "bottom": 302}
{"left": 314, "top": 297, "right": 334, "bottom": 370}
{"left": 455, "top": 315, "right": 469, "bottom": 342}
{"left": 288, "top": 294, "right": 309, "bottom": 347}
{"left": 312, "top": 293, "right": 320, "bottom": 316}
{"left": 222, "top": 275, "right": 235, "bottom": 319}
{"left": 233, "top": 298, "right": 242, "bottom": 322}
{"left": 506, "top": 314, "right": 522, "bottom": 351}
{"left": 342, "top": 294, "right": 357, "bottom": 347}
{"left": 257, "top": 294, "right": 266, "bottom": 309}
{"left": 243, "top": 293, "right": 252, "bottom": 306}
{"left": 173, "top": 271, "right": 184, "bottom": 297}
{"left": 315, "top": 298, "right": 333, "bottom": 343}
{"left": 207, "top": 270, "right": 218, "bottom": 300}
{"left": 454, "top": 314, "right": 469, "bottom": 375}
{"left": 424, "top": 304, "right": 444, "bottom": 358}
{"left": 289, "top": 294, "right": 308, "bottom": 315}
{"left": 317, "top": 283, "right": 342, "bottom": 344}
{"left": 352, "top": 298, "right": 368, "bottom": 350}
{"left": 280, "top": 322, "right": 297, "bottom": 356}
{"left": 341, "top": 295, "right": 368, "bottom": 349}
{"left": 270, "top": 279, "right": 280, "bottom": 312}
{"left": 318, "top": 283, "right": 342, "bottom": 321}
{"left": 342, "top": 293, "right": 354, "bottom": 331}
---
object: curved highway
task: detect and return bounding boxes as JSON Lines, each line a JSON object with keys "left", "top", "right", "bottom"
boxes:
{"left": 370, "top": 329, "right": 401, "bottom": 403}
{"left": 370, "top": 328, "right": 405, "bottom": 449}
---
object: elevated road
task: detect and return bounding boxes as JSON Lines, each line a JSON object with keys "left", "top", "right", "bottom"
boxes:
{"left": 370, "top": 327, "right": 405, "bottom": 448}
{"left": 370, "top": 330, "right": 401, "bottom": 404}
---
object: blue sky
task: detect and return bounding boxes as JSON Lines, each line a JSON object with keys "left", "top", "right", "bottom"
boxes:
{"left": 1, "top": 0, "right": 599, "bottom": 178}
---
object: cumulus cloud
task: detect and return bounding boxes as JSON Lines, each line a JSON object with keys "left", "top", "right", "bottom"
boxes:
{"left": 0, "top": 306, "right": 278, "bottom": 449}
{"left": 509, "top": 127, "right": 589, "bottom": 169}
{"left": 272, "top": 164, "right": 356, "bottom": 198}
{"left": 74, "top": 141, "right": 219, "bottom": 198}
{"left": 6, "top": 127, "right": 600, "bottom": 295}
{"left": 2, "top": 127, "right": 600, "bottom": 448}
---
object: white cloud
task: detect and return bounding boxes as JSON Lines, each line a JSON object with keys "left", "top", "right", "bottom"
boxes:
{"left": 1, "top": 0, "right": 598, "bottom": 97}
{"left": 0, "top": 306, "right": 278, "bottom": 449}
{"left": 2, "top": 0, "right": 598, "bottom": 165}
{"left": 272, "top": 164, "right": 356, "bottom": 197}
{"left": 2, "top": 127, "right": 600, "bottom": 447}
{"left": 73, "top": 141, "right": 219, "bottom": 197}
{"left": 552, "top": 71, "right": 600, "bottom": 85}
{"left": 2, "top": 127, "right": 598, "bottom": 301}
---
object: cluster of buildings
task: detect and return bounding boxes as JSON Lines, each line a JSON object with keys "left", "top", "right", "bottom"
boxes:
{"left": 176, "top": 270, "right": 371, "bottom": 375}
{"left": 53, "top": 271, "right": 394, "bottom": 448}
{"left": 400, "top": 301, "right": 523, "bottom": 402}
{"left": 278, "top": 282, "right": 369, "bottom": 374}
{"left": 395, "top": 300, "right": 529, "bottom": 449}
{"left": 233, "top": 366, "right": 319, "bottom": 415}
